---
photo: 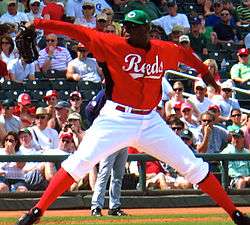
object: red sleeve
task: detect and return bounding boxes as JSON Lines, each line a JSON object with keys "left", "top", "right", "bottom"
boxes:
{"left": 178, "top": 46, "right": 208, "bottom": 76}
{"left": 41, "top": 6, "right": 48, "bottom": 17}
{"left": 34, "top": 19, "right": 120, "bottom": 62}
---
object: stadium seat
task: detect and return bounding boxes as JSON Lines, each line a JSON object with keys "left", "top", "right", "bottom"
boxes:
{"left": 77, "top": 80, "right": 102, "bottom": 91}
{"left": 51, "top": 79, "right": 78, "bottom": 91}
{"left": 59, "top": 90, "right": 70, "bottom": 100}
{"left": 0, "top": 80, "right": 23, "bottom": 90}
{"left": 45, "top": 70, "right": 66, "bottom": 79}
{"left": 25, "top": 79, "right": 52, "bottom": 91}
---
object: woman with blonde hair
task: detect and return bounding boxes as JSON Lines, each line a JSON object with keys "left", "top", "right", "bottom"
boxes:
{"left": 0, "top": 34, "right": 18, "bottom": 65}
{"left": 102, "top": 7, "right": 122, "bottom": 35}
{"left": 202, "top": 59, "right": 221, "bottom": 83}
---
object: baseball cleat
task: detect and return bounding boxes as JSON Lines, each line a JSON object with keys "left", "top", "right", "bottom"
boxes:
{"left": 15, "top": 207, "right": 42, "bottom": 225}
{"left": 108, "top": 208, "right": 127, "bottom": 216}
{"left": 91, "top": 207, "right": 102, "bottom": 217}
{"left": 232, "top": 210, "right": 250, "bottom": 225}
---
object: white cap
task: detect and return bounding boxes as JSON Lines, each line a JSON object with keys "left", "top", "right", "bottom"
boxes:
{"left": 179, "top": 35, "right": 190, "bottom": 43}
{"left": 195, "top": 80, "right": 207, "bottom": 89}
{"left": 221, "top": 81, "right": 233, "bottom": 90}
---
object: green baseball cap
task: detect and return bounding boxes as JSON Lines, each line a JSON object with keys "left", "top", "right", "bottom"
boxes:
{"left": 124, "top": 10, "right": 150, "bottom": 25}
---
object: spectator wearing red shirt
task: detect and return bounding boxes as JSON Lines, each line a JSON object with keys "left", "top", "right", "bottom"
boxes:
{"left": 42, "top": 0, "right": 64, "bottom": 21}
{"left": 0, "top": 59, "right": 8, "bottom": 78}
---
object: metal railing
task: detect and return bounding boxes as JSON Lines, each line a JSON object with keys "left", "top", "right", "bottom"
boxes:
{"left": 0, "top": 153, "right": 250, "bottom": 192}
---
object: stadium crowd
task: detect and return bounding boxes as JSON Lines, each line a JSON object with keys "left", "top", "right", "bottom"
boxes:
{"left": 0, "top": 0, "right": 249, "bottom": 194}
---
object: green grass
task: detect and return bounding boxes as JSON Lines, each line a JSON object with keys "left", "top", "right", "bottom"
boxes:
{"left": 0, "top": 213, "right": 235, "bottom": 225}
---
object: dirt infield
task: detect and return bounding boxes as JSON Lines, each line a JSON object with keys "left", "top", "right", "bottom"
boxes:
{"left": 1, "top": 207, "right": 250, "bottom": 217}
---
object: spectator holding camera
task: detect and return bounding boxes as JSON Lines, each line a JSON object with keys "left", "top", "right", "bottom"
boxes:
{"left": 47, "top": 101, "right": 70, "bottom": 133}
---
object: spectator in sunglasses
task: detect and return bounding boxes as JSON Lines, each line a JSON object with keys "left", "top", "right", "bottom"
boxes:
{"left": 102, "top": 7, "right": 122, "bottom": 35}
{"left": 43, "top": 90, "right": 59, "bottom": 119}
{"left": 66, "top": 43, "right": 103, "bottom": 83}
{"left": 95, "top": 13, "right": 108, "bottom": 32}
{"left": 221, "top": 129, "right": 250, "bottom": 189}
{"left": 26, "top": 0, "right": 43, "bottom": 21}
{"left": 0, "top": 99, "right": 21, "bottom": 133}
{"left": 29, "top": 107, "right": 59, "bottom": 151}
{"left": 230, "top": 48, "right": 250, "bottom": 84}
{"left": 213, "top": 81, "right": 240, "bottom": 121}
{"left": 227, "top": 108, "right": 244, "bottom": 132}
{"left": 37, "top": 33, "right": 72, "bottom": 73}
{"left": 74, "top": 2, "right": 96, "bottom": 28}
{"left": 0, "top": 131, "right": 28, "bottom": 192}
{"left": 0, "top": 34, "right": 18, "bottom": 65}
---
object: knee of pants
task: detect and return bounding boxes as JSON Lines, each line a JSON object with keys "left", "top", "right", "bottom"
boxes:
{"left": 183, "top": 159, "right": 209, "bottom": 184}
{"left": 62, "top": 156, "right": 95, "bottom": 182}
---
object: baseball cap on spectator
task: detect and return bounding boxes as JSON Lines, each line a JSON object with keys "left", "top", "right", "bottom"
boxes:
{"left": 83, "top": 1, "right": 94, "bottom": 7}
{"left": 231, "top": 129, "right": 244, "bottom": 138}
{"left": 1, "top": 99, "right": 16, "bottom": 107}
{"left": 70, "top": 91, "right": 82, "bottom": 98}
{"left": 244, "top": 33, "right": 250, "bottom": 49}
{"left": 59, "top": 132, "right": 73, "bottom": 139}
{"left": 67, "top": 112, "right": 81, "bottom": 121}
{"left": 172, "top": 25, "right": 184, "bottom": 33}
{"left": 7, "top": 0, "right": 17, "bottom": 5}
{"left": 29, "top": 0, "right": 40, "bottom": 5}
{"left": 190, "top": 17, "right": 201, "bottom": 25}
{"left": 237, "top": 48, "right": 249, "bottom": 56}
{"left": 181, "top": 102, "right": 192, "bottom": 112}
{"left": 18, "top": 93, "right": 31, "bottom": 106}
{"left": 44, "top": 90, "right": 58, "bottom": 101}
{"left": 173, "top": 101, "right": 183, "bottom": 110}
{"left": 96, "top": 13, "right": 108, "bottom": 22}
{"left": 124, "top": 10, "right": 150, "bottom": 25}
{"left": 221, "top": 81, "right": 233, "bottom": 90}
{"left": 180, "top": 129, "right": 193, "bottom": 140}
{"left": 55, "top": 101, "right": 70, "bottom": 109}
{"left": 208, "top": 104, "right": 220, "bottom": 113}
{"left": 167, "top": 0, "right": 176, "bottom": 7}
{"left": 179, "top": 35, "right": 190, "bottom": 43}
{"left": 36, "top": 107, "right": 48, "bottom": 115}
{"left": 18, "top": 127, "right": 31, "bottom": 135}
{"left": 195, "top": 80, "right": 207, "bottom": 89}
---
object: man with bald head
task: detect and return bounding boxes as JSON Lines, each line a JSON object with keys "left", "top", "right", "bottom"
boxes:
{"left": 37, "top": 33, "right": 72, "bottom": 73}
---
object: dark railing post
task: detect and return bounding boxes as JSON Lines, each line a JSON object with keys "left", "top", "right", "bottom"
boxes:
{"left": 221, "top": 160, "right": 229, "bottom": 190}
{"left": 138, "top": 161, "right": 146, "bottom": 191}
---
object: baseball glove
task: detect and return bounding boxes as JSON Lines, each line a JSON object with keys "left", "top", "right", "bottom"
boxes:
{"left": 15, "top": 22, "right": 39, "bottom": 64}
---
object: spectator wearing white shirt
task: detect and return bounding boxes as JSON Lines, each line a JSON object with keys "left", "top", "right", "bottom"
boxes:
{"left": 0, "top": 0, "right": 29, "bottom": 29}
{"left": 66, "top": 43, "right": 103, "bottom": 83}
{"left": 37, "top": 33, "right": 72, "bottom": 73}
{"left": 188, "top": 80, "right": 212, "bottom": 114}
{"left": 29, "top": 107, "right": 59, "bottom": 151}
{"left": 66, "top": 0, "right": 84, "bottom": 21}
{"left": 151, "top": 0, "right": 190, "bottom": 36}
{"left": 7, "top": 56, "right": 36, "bottom": 82}
{"left": 26, "top": 0, "right": 43, "bottom": 21}
{"left": 0, "top": 34, "right": 18, "bottom": 65}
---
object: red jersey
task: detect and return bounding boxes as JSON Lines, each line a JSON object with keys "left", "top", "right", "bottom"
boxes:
{"left": 34, "top": 19, "right": 209, "bottom": 110}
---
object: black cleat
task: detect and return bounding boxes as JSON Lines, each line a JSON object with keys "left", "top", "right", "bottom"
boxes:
{"left": 108, "top": 208, "right": 127, "bottom": 216}
{"left": 232, "top": 210, "right": 250, "bottom": 225}
{"left": 15, "top": 207, "right": 42, "bottom": 225}
{"left": 91, "top": 207, "right": 102, "bottom": 217}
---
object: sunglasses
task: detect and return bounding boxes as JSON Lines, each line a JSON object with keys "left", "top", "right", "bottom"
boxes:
{"left": 231, "top": 114, "right": 241, "bottom": 117}
{"left": 31, "top": 3, "right": 40, "bottom": 6}
{"left": 239, "top": 54, "right": 248, "bottom": 58}
{"left": 222, "top": 88, "right": 232, "bottom": 93}
{"left": 97, "top": 19, "right": 107, "bottom": 23}
{"left": 82, "top": 5, "right": 94, "bottom": 10}
{"left": 46, "top": 39, "right": 56, "bottom": 43}
{"left": 5, "top": 138, "right": 15, "bottom": 143}
{"left": 173, "top": 88, "right": 183, "bottom": 92}
{"left": 77, "top": 48, "right": 87, "bottom": 52}
{"left": 182, "top": 109, "right": 191, "bottom": 113}
{"left": 47, "top": 97, "right": 57, "bottom": 101}
{"left": 105, "top": 30, "right": 115, "bottom": 33}
{"left": 221, "top": 13, "right": 229, "bottom": 16}
{"left": 202, "top": 119, "right": 212, "bottom": 123}
{"left": 196, "top": 87, "right": 204, "bottom": 91}
{"left": 1, "top": 41, "right": 10, "bottom": 45}
{"left": 36, "top": 115, "right": 46, "bottom": 119}
{"left": 70, "top": 97, "right": 80, "bottom": 101}
{"left": 8, "top": 3, "right": 16, "bottom": 7}
{"left": 172, "top": 127, "right": 183, "bottom": 131}
{"left": 62, "top": 139, "right": 72, "bottom": 144}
